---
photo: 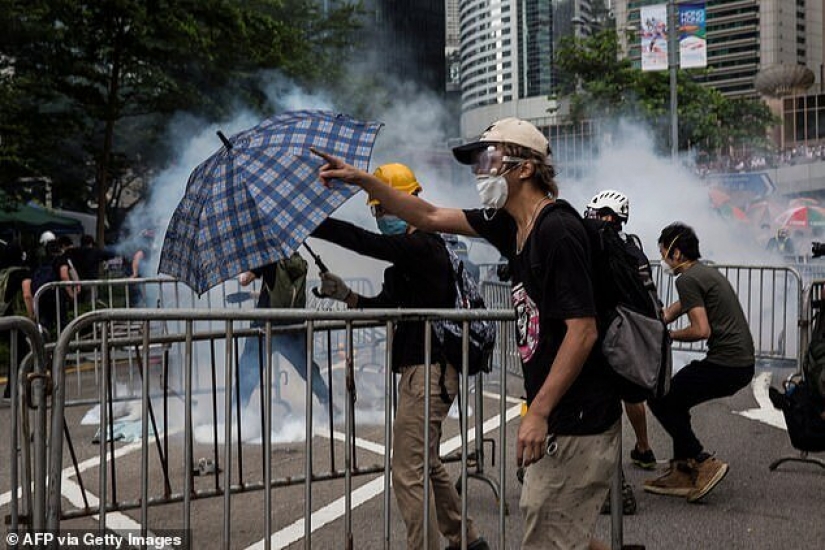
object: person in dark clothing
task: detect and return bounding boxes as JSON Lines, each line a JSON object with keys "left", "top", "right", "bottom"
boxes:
{"left": 22, "top": 238, "right": 75, "bottom": 337}
{"left": 74, "top": 234, "right": 117, "bottom": 281}
{"left": 314, "top": 118, "right": 621, "bottom": 550}
{"left": 312, "top": 162, "right": 488, "bottom": 550}
{"left": 584, "top": 189, "right": 658, "bottom": 516}
{"left": 645, "top": 222, "right": 755, "bottom": 503}
{"left": 1, "top": 241, "right": 30, "bottom": 399}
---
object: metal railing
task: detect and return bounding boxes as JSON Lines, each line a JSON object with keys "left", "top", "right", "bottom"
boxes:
{"left": 1, "top": 316, "right": 47, "bottom": 532}
{"left": 43, "top": 308, "right": 516, "bottom": 549}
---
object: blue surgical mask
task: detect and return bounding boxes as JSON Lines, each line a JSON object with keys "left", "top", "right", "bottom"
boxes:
{"left": 376, "top": 215, "right": 408, "bottom": 235}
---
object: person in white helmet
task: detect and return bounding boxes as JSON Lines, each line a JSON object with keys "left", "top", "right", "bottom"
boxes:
{"left": 39, "top": 231, "right": 57, "bottom": 245}
{"left": 584, "top": 190, "right": 658, "bottom": 516}
{"left": 314, "top": 119, "right": 621, "bottom": 550}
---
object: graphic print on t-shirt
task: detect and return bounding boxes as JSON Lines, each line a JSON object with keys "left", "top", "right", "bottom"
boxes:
{"left": 512, "top": 282, "right": 539, "bottom": 362}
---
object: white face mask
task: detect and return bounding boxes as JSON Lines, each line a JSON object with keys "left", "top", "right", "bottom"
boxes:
{"left": 476, "top": 174, "right": 509, "bottom": 209}
{"left": 660, "top": 258, "right": 675, "bottom": 277}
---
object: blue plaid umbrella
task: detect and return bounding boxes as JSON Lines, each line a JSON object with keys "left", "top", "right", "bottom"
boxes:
{"left": 159, "top": 110, "right": 382, "bottom": 294}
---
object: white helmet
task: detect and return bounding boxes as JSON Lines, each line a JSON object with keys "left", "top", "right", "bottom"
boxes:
{"left": 586, "top": 190, "right": 630, "bottom": 222}
{"left": 39, "top": 230, "right": 57, "bottom": 245}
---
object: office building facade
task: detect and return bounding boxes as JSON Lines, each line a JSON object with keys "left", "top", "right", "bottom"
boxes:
{"left": 614, "top": 0, "right": 824, "bottom": 98}
{"left": 457, "top": 0, "right": 596, "bottom": 138}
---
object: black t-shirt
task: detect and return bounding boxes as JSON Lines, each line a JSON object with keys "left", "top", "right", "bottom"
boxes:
{"left": 313, "top": 217, "right": 455, "bottom": 370}
{"left": 465, "top": 201, "right": 620, "bottom": 435}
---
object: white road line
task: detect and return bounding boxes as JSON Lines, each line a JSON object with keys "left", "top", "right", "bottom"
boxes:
{"left": 734, "top": 371, "right": 787, "bottom": 430}
{"left": 60, "top": 477, "right": 174, "bottom": 550}
{"left": 250, "top": 400, "right": 523, "bottom": 550}
{"left": 318, "top": 431, "right": 388, "bottom": 456}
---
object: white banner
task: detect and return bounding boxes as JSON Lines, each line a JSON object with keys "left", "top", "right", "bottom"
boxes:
{"left": 641, "top": 3, "right": 668, "bottom": 72}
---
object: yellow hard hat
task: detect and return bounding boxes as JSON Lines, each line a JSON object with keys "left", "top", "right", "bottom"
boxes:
{"left": 368, "top": 163, "right": 422, "bottom": 206}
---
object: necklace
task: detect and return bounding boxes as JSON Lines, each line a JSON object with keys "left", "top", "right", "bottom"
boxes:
{"left": 516, "top": 196, "right": 551, "bottom": 254}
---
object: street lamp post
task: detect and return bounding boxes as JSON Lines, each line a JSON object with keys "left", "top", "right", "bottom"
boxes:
{"left": 668, "top": 0, "right": 679, "bottom": 161}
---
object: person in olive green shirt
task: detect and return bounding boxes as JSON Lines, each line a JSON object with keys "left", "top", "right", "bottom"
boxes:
{"left": 644, "top": 222, "right": 754, "bottom": 504}
{"left": 234, "top": 252, "right": 333, "bottom": 412}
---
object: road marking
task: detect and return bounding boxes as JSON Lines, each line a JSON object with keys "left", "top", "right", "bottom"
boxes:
{"left": 734, "top": 371, "right": 787, "bottom": 430}
{"left": 250, "top": 400, "right": 523, "bottom": 550}
{"left": 60, "top": 477, "right": 174, "bottom": 550}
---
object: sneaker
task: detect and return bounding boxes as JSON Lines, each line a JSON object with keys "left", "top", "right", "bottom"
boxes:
{"left": 643, "top": 460, "right": 695, "bottom": 497}
{"left": 686, "top": 456, "right": 729, "bottom": 503}
{"left": 600, "top": 474, "right": 637, "bottom": 515}
{"left": 630, "top": 446, "right": 657, "bottom": 470}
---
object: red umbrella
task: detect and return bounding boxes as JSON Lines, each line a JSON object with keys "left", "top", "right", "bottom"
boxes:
{"left": 774, "top": 205, "right": 825, "bottom": 228}
{"left": 788, "top": 197, "right": 820, "bottom": 208}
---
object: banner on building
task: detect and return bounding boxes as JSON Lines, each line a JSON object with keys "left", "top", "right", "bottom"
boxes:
{"left": 679, "top": 2, "right": 707, "bottom": 69}
{"left": 640, "top": 4, "right": 668, "bottom": 72}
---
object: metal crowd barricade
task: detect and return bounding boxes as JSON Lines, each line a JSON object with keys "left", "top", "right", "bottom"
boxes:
{"left": 652, "top": 263, "right": 804, "bottom": 366}
{"left": 1, "top": 316, "right": 48, "bottom": 533}
{"left": 480, "top": 281, "right": 521, "bottom": 378}
{"left": 31, "top": 276, "right": 384, "bottom": 400}
{"left": 43, "top": 308, "right": 516, "bottom": 549}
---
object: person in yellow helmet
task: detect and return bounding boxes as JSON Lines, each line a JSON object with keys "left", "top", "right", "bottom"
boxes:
{"left": 311, "top": 163, "right": 489, "bottom": 550}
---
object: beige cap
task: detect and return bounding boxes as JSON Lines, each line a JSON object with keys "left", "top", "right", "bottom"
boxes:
{"left": 452, "top": 118, "right": 551, "bottom": 164}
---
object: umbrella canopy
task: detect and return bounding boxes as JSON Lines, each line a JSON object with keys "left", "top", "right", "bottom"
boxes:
{"left": 159, "top": 110, "right": 382, "bottom": 294}
{"left": 0, "top": 192, "right": 83, "bottom": 236}
{"left": 774, "top": 205, "right": 825, "bottom": 228}
{"left": 717, "top": 204, "right": 748, "bottom": 222}
{"left": 788, "top": 197, "right": 819, "bottom": 208}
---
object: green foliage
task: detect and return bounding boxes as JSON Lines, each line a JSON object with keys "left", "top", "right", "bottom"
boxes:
{"left": 554, "top": 29, "right": 778, "bottom": 155}
{"left": 0, "top": 0, "right": 362, "bottom": 240}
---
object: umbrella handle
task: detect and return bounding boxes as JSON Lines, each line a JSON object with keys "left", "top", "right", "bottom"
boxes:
{"left": 311, "top": 287, "right": 325, "bottom": 299}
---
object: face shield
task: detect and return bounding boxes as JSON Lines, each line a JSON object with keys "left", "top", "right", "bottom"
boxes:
{"left": 471, "top": 145, "right": 526, "bottom": 175}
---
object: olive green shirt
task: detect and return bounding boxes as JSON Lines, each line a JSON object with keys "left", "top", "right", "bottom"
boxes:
{"left": 676, "top": 262, "right": 755, "bottom": 367}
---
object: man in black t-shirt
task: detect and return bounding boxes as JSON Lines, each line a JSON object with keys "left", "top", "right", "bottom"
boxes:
{"left": 313, "top": 163, "right": 488, "bottom": 550}
{"left": 314, "top": 119, "right": 621, "bottom": 550}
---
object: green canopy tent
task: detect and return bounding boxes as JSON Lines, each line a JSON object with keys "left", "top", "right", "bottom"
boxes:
{"left": 0, "top": 199, "right": 83, "bottom": 242}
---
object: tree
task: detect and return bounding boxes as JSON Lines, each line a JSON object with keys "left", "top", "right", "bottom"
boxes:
{"left": 0, "top": 0, "right": 362, "bottom": 243}
{"left": 554, "top": 29, "right": 778, "bottom": 157}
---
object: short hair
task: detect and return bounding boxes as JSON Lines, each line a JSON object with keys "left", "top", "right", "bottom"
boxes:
{"left": 501, "top": 143, "right": 558, "bottom": 198}
{"left": 658, "top": 222, "right": 701, "bottom": 261}
{"left": 81, "top": 234, "right": 95, "bottom": 247}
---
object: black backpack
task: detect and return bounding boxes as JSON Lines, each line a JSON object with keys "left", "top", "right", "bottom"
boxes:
{"left": 545, "top": 201, "right": 671, "bottom": 402}
{"left": 432, "top": 242, "right": 496, "bottom": 377}
{"left": 583, "top": 217, "right": 672, "bottom": 402}
{"left": 31, "top": 262, "right": 58, "bottom": 295}
{"left": 769, "top": 377, "right": 825, "bottom": 452}
{"left": 803, "top": 309, "right": 825, "bottom": 399}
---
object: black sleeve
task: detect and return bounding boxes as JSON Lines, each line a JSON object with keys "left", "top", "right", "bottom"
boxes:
{"left": 312, "top": 217, "right": 433, "bottom": 270}
{"left": 464, "top": 208, "right": 516, "bottom": 259}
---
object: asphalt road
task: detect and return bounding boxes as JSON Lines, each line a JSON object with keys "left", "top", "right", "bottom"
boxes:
{"left": 2, "top": 362, "right": 824, "bottom": 550}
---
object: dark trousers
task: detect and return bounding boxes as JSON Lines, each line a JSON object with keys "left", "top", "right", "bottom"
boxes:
{"left": 648, "top": 359, "right": 754, "bottom": 460}
{"left": 236, "top": 330, "right": 330, "bottom": 409}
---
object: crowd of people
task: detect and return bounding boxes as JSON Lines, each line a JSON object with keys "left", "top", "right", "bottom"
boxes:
{"left": 1, "top": 116, "right": 762, "bottom": 548}
{"left": 313, "top": 117, "right": 756, "bottom": 549}
{"left": 695, "top": 143, "right": 825, "bottom": 177}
